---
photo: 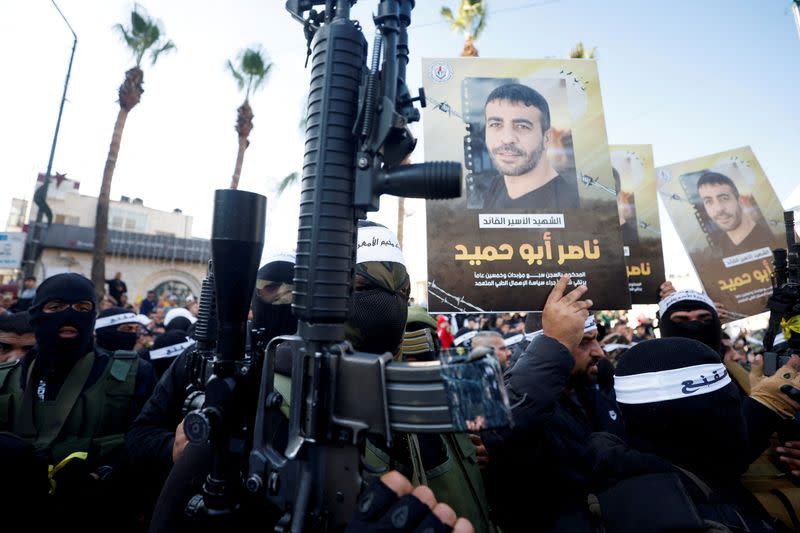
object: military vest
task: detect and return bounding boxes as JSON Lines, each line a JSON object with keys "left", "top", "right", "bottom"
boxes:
{"left": 0, "top": 351, "right": 139, "bottom": 464}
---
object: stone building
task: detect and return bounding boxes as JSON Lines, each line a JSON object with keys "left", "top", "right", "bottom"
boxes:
{"left": 22, "top": 174, "right": 209, "bottom": 305}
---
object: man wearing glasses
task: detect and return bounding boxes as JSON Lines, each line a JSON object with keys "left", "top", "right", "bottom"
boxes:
{"left": 0, "top": 273, "right": 156, "bottom": 528}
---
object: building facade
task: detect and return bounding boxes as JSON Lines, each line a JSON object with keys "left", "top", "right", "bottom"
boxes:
{"left": 20, "top": 174, "right": 210, "bottom": 305}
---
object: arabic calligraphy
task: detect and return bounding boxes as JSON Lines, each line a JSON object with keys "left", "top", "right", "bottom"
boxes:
{"left": 626, "top": 262, "right": 652, "bottom": 277}
{"left": 455, "top": 235, "right": 601, "bottom": 266}
{"left": 681, "top": 368, "right": 728, "bottom": 394}
{"left": 473, "top": 271, "right": 587, "bottom": 289}
{"left": 478, "top": 213, "right": 565, "bottom": 229}
{"left": 718, "top": 267, "right": 772, "bottom": 293}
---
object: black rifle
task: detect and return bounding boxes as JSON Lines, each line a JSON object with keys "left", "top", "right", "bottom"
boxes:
{"left": 178, "top": 1, "right": 512, "bottom": 531}
{"left": 762, "top": 210, "right": 800, "bottom": 375}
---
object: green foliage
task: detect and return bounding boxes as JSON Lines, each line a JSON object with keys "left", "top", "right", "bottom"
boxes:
{"left": 440, "top": 0, "right": 487, "bottom": 40}
{"left": 113, "top": 4, "right": 175, "bottom": 67}
{"left": 227, "top": 45, "right": 273, "bottom": 101}
{"left": 569, "top": 41, "right": 597, "bottom": 59}
{"left": 277, "top": 171, "right": 299, "bottom": 196}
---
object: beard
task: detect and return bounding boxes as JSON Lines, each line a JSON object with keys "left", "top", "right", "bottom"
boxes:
{"left": 490, "top": 139, "right": 545, "bottom": 176}
{"left": 713, "top": 208, "right": 742, "bottom": 231}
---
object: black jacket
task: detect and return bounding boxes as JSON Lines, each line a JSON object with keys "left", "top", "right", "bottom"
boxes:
{"left": 550, "top": 432, "right": 786, "bottom": 532}
{"left": 126, "top": 349, "right": 193, "bottom": 481}
{"left": 482, "top": 334, "right": 599, "bottom": 532}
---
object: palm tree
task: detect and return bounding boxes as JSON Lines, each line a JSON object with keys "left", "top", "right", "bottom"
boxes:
{"left": 569, "top": 41, "right": 597, "bottom": 59}
{"left": 91, "top": 5, "right": 175, "bottom": 297}
{"left": 441, "top": 0, "right": 487, "bottom": 57}
{"left": 227, "top": 46, "right": 272, "bottom": 189}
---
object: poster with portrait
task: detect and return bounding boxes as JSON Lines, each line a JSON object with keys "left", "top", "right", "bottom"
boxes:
{"left": 609, "top": 145, "right": 665, "bottom": 304}
{"left": 422, "top": 58, "right": 629, "bottom": 313}
{"left": 657, "top": 146, "right": 786, "bottom": 320}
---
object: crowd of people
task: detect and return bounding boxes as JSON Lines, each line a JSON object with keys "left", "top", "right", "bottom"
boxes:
{"left": 1, "top": 221, "right": 799, "bottom": 532}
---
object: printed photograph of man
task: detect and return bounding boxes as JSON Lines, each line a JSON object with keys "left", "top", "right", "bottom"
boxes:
{"left": 696, "top": 171, "right": 774, "bottom": 257}
{"left": 612, "top": 166, "right": 639, "bottom": 246}
{"left": 483, "top": 83, "right": 579, "bottom": 210}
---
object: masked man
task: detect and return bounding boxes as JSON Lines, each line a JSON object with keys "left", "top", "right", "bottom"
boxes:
{"left": 126, "top": 254, "right": 298, "bottom": 522}
{"left": 0, "top": 273, "right": 156, "bottom": 528}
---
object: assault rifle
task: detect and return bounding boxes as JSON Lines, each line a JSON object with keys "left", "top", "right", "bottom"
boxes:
{"left": 762, "top": 210, "right": 800, "bottom": 375}
{"left": 177, "top": 2, "right": 512, "bottom": 531}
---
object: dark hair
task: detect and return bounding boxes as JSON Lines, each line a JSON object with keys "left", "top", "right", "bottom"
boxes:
{"left": 524, "top": 312, "right": 543, "bottom": 334}
{"left": 697, "top": 172, "right": 739, "bottom": 199}
{"left": 0, "top": 312, "right": 33, "bottom": 335}
{"left": 485, "top": 83, "right": 551, "bottom": 133}
{"left": 24, "top": 276, "right": 36, "bottom": 283}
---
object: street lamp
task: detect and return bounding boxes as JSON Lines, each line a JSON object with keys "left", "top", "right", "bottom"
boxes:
{"left": 22, "top": 0, "right": 78, "bottom": 278}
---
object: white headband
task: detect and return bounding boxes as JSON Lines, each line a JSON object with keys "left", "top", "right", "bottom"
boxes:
{"left": 614, "top": 363, "right": 731, "bottom": 404}
{"left": 164, "top": 308, "right": 197, "bottom": 326}
{"left": 95, "top": 312, "right": 143, "bottom": 330}
{"left": 356, "top": 225, "right": 405, "bottom": 265}
{"left": 659, "top": 290, "right": 716, "bottom": 317}
{"left": 149, "top": 338, "right": 196, "bottom": 360}
{"left": 504, "top": 333, "right": 525, "bottom": 347}
{"left": 263, "top": 252, "right": 296, "bottom": 265}
{"left": 602, "top": 343, "right": 632, "bottom": 353}
{"left": 584, "top": 315, "right": 597, "bottom": 333}
{"left": 525, "top": 329, "right": 544, "bottom": 341}
{"left": 454, "top": 329, "right": 478, "bottom": 346}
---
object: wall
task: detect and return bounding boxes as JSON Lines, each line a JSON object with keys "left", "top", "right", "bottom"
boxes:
{"left": 38, "top": 248, "right": 205, "bottom": 303}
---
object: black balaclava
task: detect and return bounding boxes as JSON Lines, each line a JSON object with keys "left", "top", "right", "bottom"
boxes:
{"left": 345, "top": 221, "right": 409, "bottom": 356}
{"left": 251, "top": 254, "right": 298, "bottom": 347}
{"left": 615, "top": 338, "right": 749, "bottom": 481}
{"left": 94, "top": 307, "right": 139, "bottom": 352}
{"left": 658, "top": 290, "right": 722, "bottom": 352}
{"left": 166, "top": 316, "right": 192, "bottom": 333}
{"left": 27, "top": 273, "right": 96, "bottom": 375}
{"left": 164, "top": 308, "right": 196, "bottom": 333}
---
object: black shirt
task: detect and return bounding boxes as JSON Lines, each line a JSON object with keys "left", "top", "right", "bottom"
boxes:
{"left": 105, "top": 279, "right": 128, "bottom": 303}
{"left": 717, "top": 221, "right": 776, "bottom": 258}
{"left": 484, "top": 172, "right": 580, "bottom": 210}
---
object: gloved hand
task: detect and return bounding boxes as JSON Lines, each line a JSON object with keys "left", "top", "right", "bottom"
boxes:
{"left": 346, "top": 471, "right": 473, "bottom": 532}
{"left": 750, "top": 355, "right": 800, "bottom": 418}
{"left": 49, "top": 452, "right": 94, "bottom": 494}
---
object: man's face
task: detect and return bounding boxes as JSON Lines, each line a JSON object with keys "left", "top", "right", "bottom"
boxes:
{"left": 572, "top": 330, "right": 604, "bottom": 377}
{"left": 488, "top": 336, "right": 512, "bottom": 368}
{"left": 698, "top": 182, "right": 742, "bottom": 232}
{"left": 42, "top": 299, "right": 94, "bottom": 340}
{"left": 115, "top": 272, "right": 122, "bottom": 280}
{"left": 147, "top": 292, "right": 155, "bottom": 301}
{"left": 0, "top": 330, "right": 35, "bottom": 362}
{"left": 668, "top": 309, "right": 713, "bottom": 323}
{"left": 485, "top": 99, "right": 548, "bottom": 177}
{"left": 721, "top": 338, "right": 745, "bottom": 364}
{"left": 24, "top": 279, "right": 36, "bottom": 289}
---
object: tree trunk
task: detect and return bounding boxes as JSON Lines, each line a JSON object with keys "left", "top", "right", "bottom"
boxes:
{"left": 462, "top": 35, "right": 479, "bottom": 57}
{"left": 92, "top": 107, "right": 129, "bottom": 298}
{"left": 397, "top": 197, "right": 406, "bottom": 250}
{"left": 231, "top": 101, "right": 254, "bottom": 189}
{"left": 231, "top": 136, "right": 248, "bottom": 189}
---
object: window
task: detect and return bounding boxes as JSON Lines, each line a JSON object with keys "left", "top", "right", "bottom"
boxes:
{"left": 54, "top": 214, "right": 80, "bottom": 225}
{"left": 109, "top": 207, "right": 147, "bottom": 232}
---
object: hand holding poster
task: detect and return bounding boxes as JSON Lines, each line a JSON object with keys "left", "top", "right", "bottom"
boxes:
{"left": 609, "top": 145, "right": 665, "bottom": 304}
{"left": 657, "top": 146, "right": 786, "bottom": 320}
{"left": 423, "top": 58, "right": 629, "bottom": 312}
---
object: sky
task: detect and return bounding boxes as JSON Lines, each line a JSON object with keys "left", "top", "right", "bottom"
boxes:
{"left": 1, "top": 0, "right": 799, "bottom": 299}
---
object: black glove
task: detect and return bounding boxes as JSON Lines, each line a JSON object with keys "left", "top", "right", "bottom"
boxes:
{"left": 346, "top": 476, "right": 452, "bottom": 532}
{"left": 51, "top": 454, "right": 95, "bottom": 492}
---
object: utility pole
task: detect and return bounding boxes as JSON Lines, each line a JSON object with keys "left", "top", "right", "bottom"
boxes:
{"left": 22, "top": 0, "right": 77, "bottom": 278}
